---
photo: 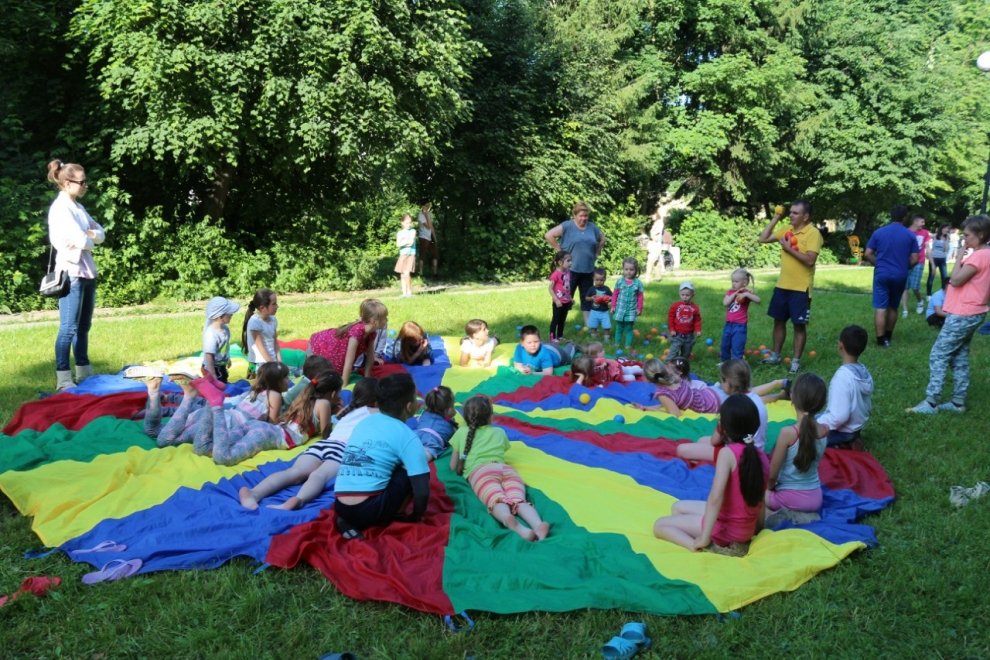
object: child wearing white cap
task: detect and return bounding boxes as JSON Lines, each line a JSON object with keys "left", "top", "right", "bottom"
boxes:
{"left": 667, "top": 281, "right": 702, "bottom": 359}
{"left": 203, "top": 296, "right": 241, "bottom": 382}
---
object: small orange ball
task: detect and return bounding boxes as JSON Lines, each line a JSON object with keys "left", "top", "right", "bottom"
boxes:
{"left": 784, "top": 357, "right": 792, "bottom": 364}
{"left": 759, "top": 344, "right": 767, "bottom": 351}
{"left": 633, "top": 329, "right": 641, "bottom": 337}
{"left": 651, "top": 328, "right": 659, "bottom": 334}
{"left": 809, "top": 350, "right": 817, "bottom": 358}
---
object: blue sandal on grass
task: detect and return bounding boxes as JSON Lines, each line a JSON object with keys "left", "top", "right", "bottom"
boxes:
{"left": 602, "top": 635, "right": 640, "bottom": 659}
{"left": 620, "top": 621, "right": 652, "bottom": 651}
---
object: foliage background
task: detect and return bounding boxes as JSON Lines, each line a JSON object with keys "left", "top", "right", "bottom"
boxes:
{"left": 2, "top": 0, "right": 989, "bottom": 312}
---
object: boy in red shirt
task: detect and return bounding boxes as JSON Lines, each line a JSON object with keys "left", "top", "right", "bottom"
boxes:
{"left": 668, "top": 281, "right": 702, "bottom": 359}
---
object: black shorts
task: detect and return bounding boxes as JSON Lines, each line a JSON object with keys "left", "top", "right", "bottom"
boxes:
{"left": 334, "top": 468, "right": 411, "bottom": 532}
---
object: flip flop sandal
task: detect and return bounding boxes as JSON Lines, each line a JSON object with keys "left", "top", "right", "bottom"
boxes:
{"left": 81, "top": 558, "right": 143, "bottom": 585}
{"left": 602, "top": 635, "right": 640, "bottom": 659}
{"left": 70, "top": 540, "right": 127, "bottom": 555}
{"left": 619, "top": 622, "right": 652, "bottom": 651}
{"left": 340, "top": 528, "right": 364, "bottom": 541}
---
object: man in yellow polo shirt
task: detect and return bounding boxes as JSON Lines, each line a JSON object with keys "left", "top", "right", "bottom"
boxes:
{"left": 758, "top": 200, "right": 823, "bottom": 373}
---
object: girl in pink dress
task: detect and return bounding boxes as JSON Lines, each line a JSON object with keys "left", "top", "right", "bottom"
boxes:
{"left": 308, "top": 299, "right": 388, "bottom": 385}
{"left": 653, "top": 394, "right": 769, "bottom": 552}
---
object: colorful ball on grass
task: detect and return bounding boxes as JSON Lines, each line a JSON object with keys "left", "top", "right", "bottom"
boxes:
{"left": 759, "top": 344, "right": 767, "bottom": 350}
{"left": 581, "top": 326, "right": 589, "bottom": 333}
{"left": 809, "top": 350, "right": 817, "bottom": 358}
{"left": 705, "top": 337, "right": 714, "bottom": 346}
{"left": 650, "top": 327, "right": 659, "bottom": 334}
{"left": 613, "top": 414, "right": 625, "bottom": 424}
{"left": 646, "top": 353, "right": 654, "bottom": 360}
{"left": 707, "top": 346, "right": 715, "bottom": 353}
{"left": 643, "top": 340, "right": 650, "bottom": 346}
{"left": 784, "top": 357, "right": 792, "bottom": 365}
{"left": 615, "top": 349, "right": 624, "bottom": 357}
{"left": 575, "top": 324, "right": 582, "bottom": 331}
{"left": 633, "top": 329, "right": 641, "bottom": 338}
{"left": 579, "top": 393, "right": 591, "bottom": 405}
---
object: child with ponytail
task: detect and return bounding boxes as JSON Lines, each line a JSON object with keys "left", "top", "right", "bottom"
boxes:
{"left": 766, "top": 373, "right": 828, "bottom": 515}
{"left": 654, "top": 394, "right": 769, "bottom": 551}
{"left": 242, "top": 288, "right": 280, "bottom": 376}
{"left": 450, "top": 395, "right": 550, "bottom": 541}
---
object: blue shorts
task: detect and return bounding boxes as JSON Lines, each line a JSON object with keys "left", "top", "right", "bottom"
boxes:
{"left": 767, "top": 288, "right": 811, "bottom": 325}
{"left": 587, "top": 310, "right": 611, "bottom": 330}
{"left": 873, "top": 274, "right": 907, "bottom": 310}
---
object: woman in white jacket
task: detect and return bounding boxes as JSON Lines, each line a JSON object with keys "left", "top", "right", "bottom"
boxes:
{"left": 47, "top": 159, "right": 105, "bottom": 390}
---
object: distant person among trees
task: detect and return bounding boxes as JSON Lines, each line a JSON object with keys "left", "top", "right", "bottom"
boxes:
{"left": 926, "top": 223, "right": 952, "bottom": 298}
{"left": 417, "top": 201, "right": 438, "bottom": 277}
{"left": 661, "top": 229, "right": 680, "bottom": 271}
{"left": 863, "top": 205, "right": 918, "bottom": 348}
{"left": 395, "top": 213, "right": 417, "bottom": 297}
{"left": 758, "top": 200, "right": 823, "bottom": 374}
{"left": 645, "top": 209, "right": 665, "bottom": 279}
{"left": 545, "top": 201, "right": 607, "bottom": 325}
{"left": 900, "top": 214, "right": 930, "bottom": 318}
{"left": 47, "top": 159, "right": 106, "bottom": 391}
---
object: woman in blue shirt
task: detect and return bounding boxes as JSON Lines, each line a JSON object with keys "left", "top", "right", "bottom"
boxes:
{"left": 545, "top": 201, "right": 607, "bottom": 326}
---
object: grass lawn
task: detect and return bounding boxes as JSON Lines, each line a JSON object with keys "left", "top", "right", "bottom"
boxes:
{"left": 1, "top": 265, "right": 988, "bottom": 658}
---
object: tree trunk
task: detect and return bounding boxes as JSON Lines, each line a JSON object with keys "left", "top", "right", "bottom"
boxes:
{"left": 203, "top": 162, "right": 235, "bottom": 220}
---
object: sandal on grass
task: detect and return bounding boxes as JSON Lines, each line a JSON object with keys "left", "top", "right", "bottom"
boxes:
{"left": 620, "top": 622, "right": 652, "bottom": 651}
{"left": 602, "top": 635, "right": 640, "bottom": 659}
{"left": 81, "top": 558, "right": 143, "bottom": 585}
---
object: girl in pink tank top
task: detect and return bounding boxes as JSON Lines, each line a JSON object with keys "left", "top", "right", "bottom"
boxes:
{"left": 653, "top": 394, "right": 769, "bottom": 552}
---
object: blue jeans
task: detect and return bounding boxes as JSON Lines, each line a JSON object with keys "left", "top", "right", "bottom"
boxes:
{"left": 720, "top": 322, "right": 747, "bottom": 360}
{"left": 55, "top": 276, "right": 97, "bottom": 371}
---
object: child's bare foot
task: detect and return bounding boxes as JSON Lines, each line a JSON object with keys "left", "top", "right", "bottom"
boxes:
{"left": 174, "top": 377, "right": 196, "bottom": 396}
{"left": 534, "top": 522, "right": 550, "bottom": 540}
{"left": 505, "top": 517, "right": 536, "bottom": 541}
{"left": 267, "top": 496, "right": 301, "bottom": 511}
{"left": 238, "top": 487, "right": 259, "bottom": 511}
{"left": 144, "top": 377, "right": 163, "bottom": 396}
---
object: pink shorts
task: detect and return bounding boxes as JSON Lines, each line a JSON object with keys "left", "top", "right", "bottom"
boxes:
{"left": 766, "top": 487, "right": 822, "bottom": 513}
{"left": 467, "top": 463, "right": 527, "bottom": 514}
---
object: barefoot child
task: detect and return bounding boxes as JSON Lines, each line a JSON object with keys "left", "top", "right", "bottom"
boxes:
{"left": 202, "top": 297, "right": 240, "bottom": 383}
{"left": 636, "top": 358, "right": 720, "bottom": 416}
{"left": 459, "top": 319, "right": 498, "bottom": 367}
{"left": 239, "top": 378, "right": 379, "bottom": 510}
{"left": 767, "top": 373, "right": 828, "bottom": 516}
{"left": 450, "top": 395, "right": 549, "bottom": 541}
{"left": 654, "top": 394, "right": 769, "bottom": 551}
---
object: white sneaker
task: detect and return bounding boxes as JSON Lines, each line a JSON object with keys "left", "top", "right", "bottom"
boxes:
{"left": 901, "top": 309, "right": 908, "bottom": 319}
{"left": 916, "top": 301, "right": 924, "bottom": 314}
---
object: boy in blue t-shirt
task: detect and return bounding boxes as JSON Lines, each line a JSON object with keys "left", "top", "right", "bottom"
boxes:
{"left": 513, "top": 325, "right": 559, "bottom": 375}
{"left": 333, "top": 373, "right": 431, "bottom": 538}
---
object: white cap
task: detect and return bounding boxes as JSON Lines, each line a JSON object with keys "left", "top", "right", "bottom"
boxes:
{"left": 679, "top": 281, "right": 695, "bottom": 292}
{"left": 206, "top": 296, "right": 241, "bottom": 320}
